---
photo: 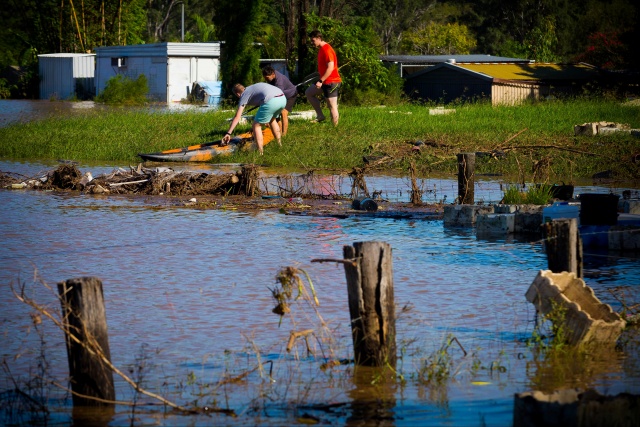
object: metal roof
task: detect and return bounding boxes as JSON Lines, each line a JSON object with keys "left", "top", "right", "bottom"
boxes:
{"left": 95, "top": 42, "right": 221, "bottom": 57}
{"left": 454, "top": 62, "right": 599, "bottom": 81}
{"left": 381, "top": 54, "right": 531, "bottom": 64}
{"left": 38, "top": 53, "right": 95, "bottom": 58}
{"left": 406, "top": 62, "right": 600, "bottom": 81}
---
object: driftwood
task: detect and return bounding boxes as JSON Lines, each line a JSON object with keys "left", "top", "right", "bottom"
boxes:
{"left": 2, "top": 163, "right": 257, "bottom": 196}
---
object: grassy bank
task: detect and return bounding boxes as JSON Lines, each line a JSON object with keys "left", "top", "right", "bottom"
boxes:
{"left": 1, "top": 99, "right": 639, "bottom": 183}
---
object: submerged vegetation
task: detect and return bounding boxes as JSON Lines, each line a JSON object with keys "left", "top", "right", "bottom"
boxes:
{"left": 94, "top": 75, "right": 149, "bottom": 105}
{"left": 0, "top": 98, "right": 639, "bottom": 185}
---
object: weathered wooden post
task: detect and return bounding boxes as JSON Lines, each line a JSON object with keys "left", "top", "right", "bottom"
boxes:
{"left": 457, "top": 153, "right": 475, "bottom": 204}
{"left": 542, "top": 219, "right": 583, "bottom": 278}
{"left": 343, "top": 241, "right": 397, "bottom": 367}
{"left": 238, "top": 164, "right": 259, "bottom": 196}
{"left": 58, "top": 277, "right": 115, "bottom": 406}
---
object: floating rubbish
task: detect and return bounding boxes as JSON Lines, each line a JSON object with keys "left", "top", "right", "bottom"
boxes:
{"left": 352, "top": 197, "right": 378, "bottom": 212}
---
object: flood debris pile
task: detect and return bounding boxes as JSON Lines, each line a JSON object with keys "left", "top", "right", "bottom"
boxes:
{"left": 1, "top": 163, "right": 260, "bottom": 196}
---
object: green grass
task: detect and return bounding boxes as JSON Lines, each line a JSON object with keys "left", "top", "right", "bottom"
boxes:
{"left": 1, "top": 98, "right": 639, "bottom": 182}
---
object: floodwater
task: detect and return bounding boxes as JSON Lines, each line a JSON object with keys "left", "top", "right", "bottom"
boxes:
{"left": 1, "top": 161, "right": 639, "bottom": 426}
{"left": 1, "top": 100, "right": 640, "bottom": 426}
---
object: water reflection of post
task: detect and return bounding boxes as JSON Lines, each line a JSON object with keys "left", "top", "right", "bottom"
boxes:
{"left": 72, "top": 405, "right": 115, "bottom": 427}
{"left": 346, "top": 366, "right": 397, "bottom": 426}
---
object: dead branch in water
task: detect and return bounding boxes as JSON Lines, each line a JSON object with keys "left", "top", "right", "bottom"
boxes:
{"left": 10, "top": 278, "right": 236, "bottom": 416}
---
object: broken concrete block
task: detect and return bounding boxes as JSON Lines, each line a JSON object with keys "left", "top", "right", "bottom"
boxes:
{"left": 494, "top": 204, "right": 517, "bottom": 213}
{"left": 573, "top": 121, "right": 630, "bottom": 136}
{"left": 443, "top": 204, "right": 493, "bottom": 227}
{"left": 574, "top": 122, "right": 598, "bottom": 136}
{"left": 525, "top": 270, "right": 625, "bottom": 346}
{"left": 515, "top": 211, "right": 544, "bottom": 234}
{"left": 608, "top": 226, "right": 640, "bottom": 251}
{"left": 476, "top": 213, "right": 515, "bottom": 234}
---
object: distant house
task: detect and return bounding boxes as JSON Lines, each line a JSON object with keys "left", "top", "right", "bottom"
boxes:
{"left": 38, "top": 53, "right": 96, "bottom": 100}
{"left": 95, "top": 42, "right": 221, "bottom": 103}
{"left": 381, "top": 54, "right": 531, "bottom": 77}
{"left": 403, "top": 61, "right": 602, "bottom": 105}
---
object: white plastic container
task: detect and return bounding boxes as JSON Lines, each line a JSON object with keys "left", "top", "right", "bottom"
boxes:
{"left": 542, "top": 202, "right": 580, "bottom": 225}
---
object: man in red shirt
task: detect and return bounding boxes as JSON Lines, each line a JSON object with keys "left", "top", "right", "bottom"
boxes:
{"left": 305, "top": 30, "right": 342, "bottom": 126}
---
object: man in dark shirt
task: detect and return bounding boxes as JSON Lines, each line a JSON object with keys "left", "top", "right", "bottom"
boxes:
{"left": 262, "top": 65, "right": 297, "bottom": 136}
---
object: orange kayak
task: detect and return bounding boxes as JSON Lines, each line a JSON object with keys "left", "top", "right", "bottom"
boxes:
{"left": 138, "top": 128, "right": 274, "bottom": 162}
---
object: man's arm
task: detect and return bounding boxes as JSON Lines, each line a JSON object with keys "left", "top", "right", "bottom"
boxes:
{"left": 315, "top": 60, "right": 335, "bottom": 88}
{"left": 222, "top": 105, "right": 246, "bottom": 144}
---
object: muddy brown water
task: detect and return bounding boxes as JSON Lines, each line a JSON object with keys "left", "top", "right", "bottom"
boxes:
{"left": 1, "top": 101, "right": 640, "bottom": 426}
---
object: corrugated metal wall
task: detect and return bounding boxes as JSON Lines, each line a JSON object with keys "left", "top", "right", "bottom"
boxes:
{"left": 491, "top": 82, "right": 541, "bottom": 105}
{"left": 38, "top": 54, "right": 95, "bottom": 100}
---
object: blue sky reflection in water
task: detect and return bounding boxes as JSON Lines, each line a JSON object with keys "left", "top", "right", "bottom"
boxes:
{"left": 1, "top": 164, "right": 639, "bottom": 426}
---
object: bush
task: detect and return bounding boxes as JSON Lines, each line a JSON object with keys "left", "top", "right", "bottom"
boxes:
{"left": 502, "top": 184, "right": 554, "bottom": 205}
{"left": 95, "top": 74, "right": 149, "bottom": 105}
{"left": 0, "top": 78, "right": 11, "bottom": 99}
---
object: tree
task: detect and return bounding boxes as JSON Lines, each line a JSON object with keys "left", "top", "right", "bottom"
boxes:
{"left": 185, "top": 14, "right": 216, "bottom": 42}
{"left": 401, "top": 22, "right": 476, "bottom": 55}
{"left": 574, "top": 31, "right": 625, "bottom": 69}
{"left": 213, "top": 0, "right": 266, "bottom": 95}
{"left": 364, "top": 0, "right": 437, "bottom": 55}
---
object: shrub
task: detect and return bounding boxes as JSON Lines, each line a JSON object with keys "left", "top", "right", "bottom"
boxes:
{"left": 0, "top": 78, "right": 11, "bottom": 99}
{"left": 502, "top": 184, "right": 554, "bottom": 205}
{"left": 95, "top": 74, "right": 149, "bottom": 105}
{"left": 502, "top": 185, "right": 526, "bottom": 204}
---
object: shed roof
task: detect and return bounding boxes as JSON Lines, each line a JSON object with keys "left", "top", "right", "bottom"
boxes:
{"left": 456, "top": 62, "right": 599, "bottom": 81}
{"left": 406, "top": 62, "right": 600, "bottom": 82}
{"left": 95, "top": 42, "right": 221, "bottom": 57}
{"left": 38, "top": 53, "right": 95, "bottom": 58}
{"left": 381, "top": 54, "right": 531, "bottom": 64}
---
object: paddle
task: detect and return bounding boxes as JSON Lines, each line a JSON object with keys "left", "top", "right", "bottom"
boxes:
{"left": 296, "top": 71, "right": 320, "bottom": 88}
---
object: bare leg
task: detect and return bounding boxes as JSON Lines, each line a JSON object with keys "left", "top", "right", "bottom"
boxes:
{"left": 269, "top": 118, "right": 282, "bottom": 146}
{"left": 305, "top": 85, "right": 326, "bottom": 121}
{"left": 252, "top": 121, "right": 264, "bottom": 154}
{"left": 281, "top": 109, "right": 289, "bottom": 136}
{"left": 327, "top": 96, "right": 339, "bottom": 126}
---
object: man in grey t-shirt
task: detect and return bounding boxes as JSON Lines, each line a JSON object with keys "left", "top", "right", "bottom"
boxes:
{"left": 223, "top": 82, "right": 286, "bottom": 155}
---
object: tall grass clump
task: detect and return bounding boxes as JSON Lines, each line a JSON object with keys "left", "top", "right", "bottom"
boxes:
{"left": 501, "top": 184, "right": 554, "bottom": 205}
{"left": 95, "top": 75, "right": 149, "bottom": 105}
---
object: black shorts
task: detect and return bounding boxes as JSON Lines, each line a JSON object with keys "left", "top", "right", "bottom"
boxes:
{"left": 284, "top": 96, "right": 297, "bottom": 112}
{"left": 322, "top": 82, "right": 341, "bottom": 99}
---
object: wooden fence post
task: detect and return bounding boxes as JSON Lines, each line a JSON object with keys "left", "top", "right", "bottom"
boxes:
{"left": 457, "top": 153, "right": 475, "bottom": 204}
{"left": 58, "top": 277, "right": 115, "bottom": 406}
{"left": 343, "top": 242, "right": 397, "bottom": 367}
{"left": 542, "top": 219, "right": 583, "bottom": 278}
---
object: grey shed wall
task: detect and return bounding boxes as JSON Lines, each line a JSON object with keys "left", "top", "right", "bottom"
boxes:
{"left": 38, "top": 54, "right": 95, "bottom": 100}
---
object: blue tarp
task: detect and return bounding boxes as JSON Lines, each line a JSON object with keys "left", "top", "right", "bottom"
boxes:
{"left": 194, "top": 81, "right": 222, "bottom": 105}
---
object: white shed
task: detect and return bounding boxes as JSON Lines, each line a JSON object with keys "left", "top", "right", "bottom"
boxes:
{"left": 38, "top": 53, "right": 96, "bottom": 100}
{"left": 94, "top": 42, "right": 221, "bottom": 103}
